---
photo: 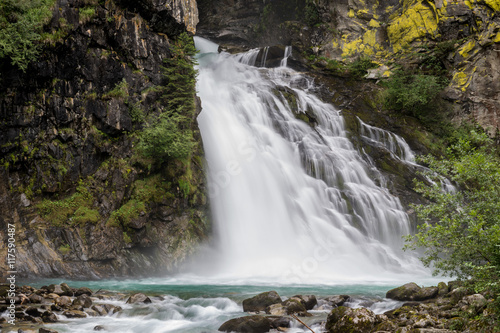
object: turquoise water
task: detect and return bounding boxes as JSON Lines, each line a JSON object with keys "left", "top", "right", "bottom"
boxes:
{"left": 22, "top": 277, "right": 403, "bottom": 299}
{"left": 11, "top": 277, "right": 426, "bottom": 333}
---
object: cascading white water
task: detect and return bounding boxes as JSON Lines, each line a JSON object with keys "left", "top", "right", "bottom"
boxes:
{"left": 194, "top": 37, "right": 428, "bottom": 284}
{"left": 359, "top": 118, "right": 456, "bottom": 193}
{"left": 359, "top": 118, "right": 416, "bottom": 163}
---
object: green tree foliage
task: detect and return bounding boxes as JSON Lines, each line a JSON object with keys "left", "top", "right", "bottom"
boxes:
{"left": 0, "top": 0, "right": 55, "bottom": 71}
{"left": 137, "top": 111, "right": 195, "bottom": 161}
{"left": 304, "top": 0, "right": 320, "bottom": 27}
{"left": 137, "top": 32, "right": 198, "bottom": 163}
{"left": 161, "top": 32, "right": 198, "bottom": 117}
{"left": 407, "top": 129, "right": 500, "bottom": 311}
{"left": 383, "top": 69, "right": 446, "bottom": 117}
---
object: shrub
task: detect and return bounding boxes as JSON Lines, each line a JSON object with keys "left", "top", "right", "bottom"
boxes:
{"left": 383, "top": 69, "right": 446, "bottom": 117}
{"left": 127, "top": 101, "right": 145, "bottom": 123}
{"left": 346, "top": 56, "right": 377, "bottom": 78}
{"left": 107, "top": 176, "right": 170, "bottom": 228}
{"left": 58, "top": 244, "right": 71, "bottom": 255}
{"left": 103, "top": 78, "right": 128, "bottom": 99}
{"left": 137, "top": 111, "right": 195, "bottom": 161}
{"left": 37, "top": 180, "right": 100, "bottom": 226}
{"left": 123, "top": 232, "right": 132, "bottom": 244}
{"left": 304, "top": 0, "right": 320, "bottom": 26}
{"left": 79, "top": 6, "right": 96, "bottom": 23}
{"left": 0, "top": 0, "right": 55, "bottom": 71}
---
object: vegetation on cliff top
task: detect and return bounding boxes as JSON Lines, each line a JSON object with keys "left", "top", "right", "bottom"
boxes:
{"left": 0, "top": 0, "right": 55, "bottom": 71}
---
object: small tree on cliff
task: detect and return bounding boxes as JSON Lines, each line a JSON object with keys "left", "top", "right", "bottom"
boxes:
{"left": 407, "top": 129, "right": 500, "bottom": 314}
{"left": 0, "top": 0, "right": 55, "bottom": 71}
{"left": 138, "top": 33, "right": 198, "bottom": 162}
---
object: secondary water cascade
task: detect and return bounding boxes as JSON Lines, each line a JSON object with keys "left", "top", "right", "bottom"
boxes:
{"left": 194, "top": 37, "right": 428, "bottom": 284}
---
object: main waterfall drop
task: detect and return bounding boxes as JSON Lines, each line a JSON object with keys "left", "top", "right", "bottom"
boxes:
{"left": 194, "top": 37, "right": 427, "bottom": 284}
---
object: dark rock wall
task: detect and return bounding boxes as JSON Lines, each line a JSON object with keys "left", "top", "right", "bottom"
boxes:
{"left": 0, "top": 0, "right": 207, "bottom": 278}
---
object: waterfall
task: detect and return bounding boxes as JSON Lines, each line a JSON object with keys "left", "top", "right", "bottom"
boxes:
{"left": 359, "top": 118, "right": 415, "bottom": 163}
{"left": 194, "top": 37, "right": 428, "bottom": 284}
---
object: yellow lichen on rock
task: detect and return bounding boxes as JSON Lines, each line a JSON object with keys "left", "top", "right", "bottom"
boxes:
{"left": 369, "top": 19, "right": 380, "bottom": 28}
{"left": 494, "top": 31, "right": 500, "bottom": 42}
{"left": 363, "top": 30, "right": 377, "bottom": 47}
{"left": 341, "top": 36, "right": 364, "bottom": 57}
{"left": 339, "top": 29, "right": 383, "bottom": 58}
{"left": 464, "top": 0, "right": 474, "bottom": 9}
{"left": 458, "top": 39, "right": 476, "bottom": 58}
{"left": 451, "top": 67, "right": 476, "bottom": 91}
{"left": 332, "top": 38, "right": 340, "bottom": 49}
{"left": 387, "top": 1, "right": 439, "bottom": 52}
{"left": 484, "top": 0, "right": 500, "bottom": 11}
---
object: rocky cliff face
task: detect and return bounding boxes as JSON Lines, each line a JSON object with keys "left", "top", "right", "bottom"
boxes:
{"left": 0, "top": 0, "right": 208, "bottom": 278}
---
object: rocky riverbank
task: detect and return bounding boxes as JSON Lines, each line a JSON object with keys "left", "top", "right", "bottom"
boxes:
{"left": 0, "top": 281, "right": 497, "bottom": 333}
{"left": 220, "top": 282, "right": 497, "bottom": 333}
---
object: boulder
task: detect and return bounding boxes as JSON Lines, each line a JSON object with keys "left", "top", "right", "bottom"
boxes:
{"left": 55, "top": 296, "right": 72, "bottom": 308}
{"left": 293, "top": 294, "right": 317, "bottom": 310}
{"left": 325, "top": 295, "right": 350, "bottom": 307}
{"left": 242, "top": 291, "right": 282, "bottom": 312}
{"left": 416, "top": 287, "right": 439, "bottom": 300}
{"left": 29, "top": 294, "right": 45, "bottom": 304}
{"left": 126, "top": 293, "right": 152, "bottom": 304}
{"left": 41, "top": 310, "right": 58, "bottom": 323}
{"left": 91, "top": 304, "right": 108, "bottom": 316}
{"left": 30, "top": 316, "right": 44, "bottom": 324}
{"left": 268, "top": 316, "right": 291, "bottom": 329}
{"left": 25, "top": 306, "right": 42, "bottom": 317}
{"left": 386, "top": 282, "right": 421, "bottom": 301}
{"left": 282, "top": 298, "right": 310, "bottom": 316}
{"left": 449, "top": 287, "right": 469, "bottom": 304}
{"left": 265, "top": 303, "right": 287, "bottom": 316}
{"left": 60, "top": 283, "right": 74, "bottom": 296}
{"left": 437, "top": 282, "right": 449, "bottom": 297}
{"left": 462, "top": 294, "right": 487, "bottom": 313}
{"left": 326, "top": 306, "right": 377, "bottom": 333}
{"left": 45, "top": 293, "right": 60, "bottom": 300}
{"left": 219, "top": 315, "right": 272, "bottom": 333}
{"left": 102, "top": 303, "right": 122, "bottom": 314}
{"left": 47, "top": 285, "right": 65, "bottom": 296}
{"left": 386, "top": 283, "right": 437, "bottom": 301}
{"left": 39, "top": 328, "right": 59, "bottom": 333}
{"left": 93, "top": 326, "right": 106, "bottom": 331}
{"left": 72, "top": 295, "right": 92, "bottom": 308}
{"left": 85, "top": 308, "right": 99, "bottom": 317}
{"left": 219, "top": 315, "right": 289, "bottom": 333}
{"left": 75, "top": 287, "right": 93, "bottom": 296}
{"left": 63, "top": 310, "right": 87, "bottom": 318}
{"left": 447, "top": 280, "right": 463, "bottom": 292}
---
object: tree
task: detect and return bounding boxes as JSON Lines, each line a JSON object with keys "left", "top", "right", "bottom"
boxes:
{"left": 161, "top": 32, "right": 198, "bottom": 120}
{"left": 407, "top": 129, "right": 500, "bottom": 311}
{"left": 137, "top": 32, "right": 198, "bottom": 163}
{"left": 0, "top": 0, "right": 55, "bottom": 71}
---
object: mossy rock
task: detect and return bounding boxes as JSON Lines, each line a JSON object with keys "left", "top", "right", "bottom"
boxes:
{"left": 242, "top": 291, "right": 282, "bottom": 312}
{"left": 386, "top": 282, "right": 421, "bottom": 301}
{"left": 326, "top": 306, "right": 376, "bottom": 333}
